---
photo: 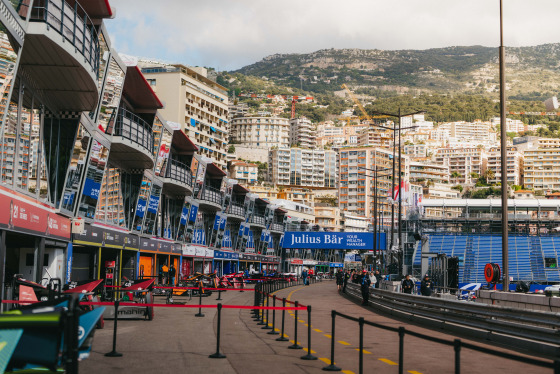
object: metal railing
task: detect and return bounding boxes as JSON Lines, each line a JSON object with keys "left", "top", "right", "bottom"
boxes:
{"left": 113, "top": 108, "right": 154, "bottom": 154}
{"left": 165, "top": 158, "right": 193, "bottom": 187}
{"left": 227, "top": 202, "right": 245, "bottom": 217}
{"left": 23, "top": 0, "right": 99, "bottom": 74}
{"left": 345, "top": 283, "right": 560, "bottom": 359}
{"left": 271, "top": 222, "right": 284, "bottom": 232}
{"left": 200, "top": 185, "right": 222, "bottom": 205}
{"left": 250, "top": 214, "right": 266, "bottom": 226}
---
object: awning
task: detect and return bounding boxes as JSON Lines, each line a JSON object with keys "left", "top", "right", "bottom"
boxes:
{"left": 190, "top": 118, "right": 197, "bottom": 127}
{"left": 123, "top": 66, "right": 163, "bottom": 110}
{"left": 210, "top": 126, "right": 216, "bottom": 132}
{"left": 172, "top": 130, "right": 198, "bottom": 154}
{"left": 209, "top": 138, "right": 216, "bottom": 144}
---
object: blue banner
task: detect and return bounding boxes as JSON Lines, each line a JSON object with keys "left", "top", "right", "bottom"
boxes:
{"left": 147, "top": 194, "right": 160, "bottom": 214}
{"left": 180, "top": 206, "right": 189, "bottom": 225}
{"left": 214, "top": 250, "right": 239, "bottom": 260}
{"left": 83, "top": 178, "right": 101, "bottom": 200}
{"left": 66, "top": 242, "right": 73, "bottom": 283}
{"left": 135, "top": 199, "right": 147, "bottom": 218}
{"left": 330, "top": 262, "right": 344, "bottom": 268}
{"left": 189, "top": 204, "right": 199, "bottom": 223}
{"left": 282, "top": 232, "right": 384, "bottom": 250}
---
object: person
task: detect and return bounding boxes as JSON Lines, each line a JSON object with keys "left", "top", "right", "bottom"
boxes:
{"left": 244, "top": 268, "right": 249, "bottom": 279}
{"left": 169, "top": 264, "right": 176, "bottom": 286}
{"left": 360, "top": 270, "right": 371, "bottom": 305}
{"left": 336, "top": 270, "right": 343, "bottom": 291}
{"left": 402, "top": 274, "right": 414, "bottom": 294}
{"left": 342, "top": 269, "right": 350, "bottom": 293}
{"left": 162, "top": 263, "right": 169, "bottom": 285}
{"left": 158, "top": 264, "right": 163, "bottom": 284}
{"left": 420, "top": 274, "right": 434, "bottom": 296}
{"left": 369, "top": 271, "right": 377, "bottom": 288}
{"left": 302, "top": 268, "right": 308, "bottom": 285}
{"left": 374, "top": 270, "right": 381, "bottom": 289}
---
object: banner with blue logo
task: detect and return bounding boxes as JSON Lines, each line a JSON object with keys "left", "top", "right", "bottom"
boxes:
{"left": 83, "top": 178, "right": 101, "bottom": 200}
{"left": 282, "top": 232, "right": 384, "bottom": 250}
{"left": 329, "top": 262, "right": 344, "bottom": 268}
{"left": 180, "top": 206, "right": 189, "bottom": 225}
{"left": 189, "top": 204, "right": 198, "bottom": 223}
{"left": 147, "top": 194, "right": 160, "bottom": 214}
{"left": 135, "top": 199, "right": 147, "bottom": 218}
{"left": 192, "top": 229, "right": 206, "bottom": 245}
{"left": 222, "top": 229, "right": 232, "bottom": 249}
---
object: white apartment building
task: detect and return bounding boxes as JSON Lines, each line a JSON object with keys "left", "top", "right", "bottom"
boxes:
{"left": 141, "top": 64, "right": 229, "bottom": 169}
{"left": 485, "top": 147, "right": 523, "bottom": 185}
{"left": 423, "top": 182, "right": 460, "bottom": 199}
{"left": 228, "top": 160, "right": 258, "bottom": 185}
{"left": 317, "top": 123, "right": 344, "bottom": 137}
{"left": 229, "top": 116, "right": 289, "bottom": 150}
{"left": 339, "top": 147, "right": 409, "bottom": 219}
{"left": 435, "top": 147, "right": 484, "bottom": 185}
{"left": 524, "top": 148, "right": 560, "bottom": 191}
{"left": 490, "top": 117, "right": 525, "bottom": 133}
{"left": 404, "top": 143, "right": 427, "bottom": 158}
{"left": 289, "top": 117, "right": 316, "bottom": 149}
{"left": 269, "top": 148, "right": 337, "bottom": 188}
{"left": 357, "top": 128, "right": 393, "bottom": 148}
{"left": 410, "top": 162, "right": 449, "bottom": 184}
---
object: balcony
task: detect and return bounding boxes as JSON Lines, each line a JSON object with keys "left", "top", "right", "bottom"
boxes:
{"left": 226, "top": 202, "right": 245, "bottom": 220}
{"left": 250, "top": 214, "right": 266, "bottom": 229}
{"left": 18, "top": 0, "right": 100, "bottom": 111}
{"left": 109, "top": 108, "right": 155, "bottom": 170}
{"left": 270, "top": 222, "right": 284, "bottom": 233}
{"left": 162, "top": 158, "right": 193, "bottom": 197}
{"left": 198, "top": 184, "right": 223, "bottom": 211}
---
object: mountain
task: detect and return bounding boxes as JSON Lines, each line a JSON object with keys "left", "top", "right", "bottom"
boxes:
{"left": 232, "top": 44, "right": 560, "bottom": 100}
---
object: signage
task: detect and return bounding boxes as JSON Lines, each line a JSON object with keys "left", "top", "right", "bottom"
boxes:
{"left": 330, "top": 262, "right": 344, "bottom": 268}
{"left": 82, "top": 178, "right": 101, "bottom": 200}
{"left": 183, "top": 245, "right": 196, "bottom": 256}
{"left": 302, "top": 259, "right": 317, "bottom": 266}
{"left": 283, "top": 232, "right": 384, "bottom": 250}
{"left": 290, "top": 259, "right": 303, "bottom": 265}
{"left": 344, "top": 254, "right": 362, "bottom": 262}
{"left": 135, "top": 199, "right": 147, "bottom": 218}
{"left": 180, "top": 206, "right": 189, "bottom": 225}
{"left": 66, "top": 243, "right": 73, "bottom": 283}
{"left": 214, "top": 250, "right": 240, "bottom": 260}
{"left": 147, "top": 194, "right": 160, "bottom": 214}
{"left": 73, "top": 223, "right": 138, "bottom": 250}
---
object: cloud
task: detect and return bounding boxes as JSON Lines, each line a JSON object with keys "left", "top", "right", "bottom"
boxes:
{"left": 105, "top": 0, "right": 560, "bottom": 71}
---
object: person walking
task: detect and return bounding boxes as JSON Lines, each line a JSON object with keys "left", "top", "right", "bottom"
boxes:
{"left": 169, "top": 264, "right": 176, "bottom": 286}
{"left": 342, "top": 269, "right": 350, "bottom": 293}
{"left": 162, "top": 263, "right": 169, "bottom": 285}
{"left": 336, "top": 270, "right": 343, "bottom": 291}
{"left": 369, "top": 271, "right": 377, "bottom": 289}
{"left": 360, "top": 270, "right": 372, "bottom": 305}
{"left": 374, "top": 270, "right": 381, "bottom": 289}
{"left": 420, "top": 274, "right": 434, "bottom": 296}
{"left": 302, "top": 268, "right": 308, "bottom": 285}
{"left": 402, "top": 274, "right": 414, "bottom": 294}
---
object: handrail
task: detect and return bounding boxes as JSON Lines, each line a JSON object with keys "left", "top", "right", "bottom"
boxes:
{"left": 23, "top": 0, "right": 100, "bottom": 75}
{"left": 250, "top": 214, "right": 266, "bottom": 226}
{"left": 113, "top": 108, "right": 154, "bottom": 154}
{"left": 200, "top": 185, "right": 222, "bottom": 205}
{"left": 227, "top": 202, "right": 245, "bottom": 217}
{"left": 165, "top": 158, "right": 193, "bottom": 187}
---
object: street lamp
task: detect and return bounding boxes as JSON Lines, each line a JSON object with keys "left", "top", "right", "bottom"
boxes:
{"left": 367, "top": 109, "right": 425, "bottom": 275}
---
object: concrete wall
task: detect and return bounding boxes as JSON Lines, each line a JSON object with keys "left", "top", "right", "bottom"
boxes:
{"left": 234, "top": 146, "right": 269, "bottom": 163}
{"left": 475, "top": 290, "right": 560, "bottom": 312}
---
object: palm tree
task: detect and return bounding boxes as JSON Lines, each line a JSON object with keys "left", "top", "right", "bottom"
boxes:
{"left": 450, "top": 171, "right": 462, "bottom": 180}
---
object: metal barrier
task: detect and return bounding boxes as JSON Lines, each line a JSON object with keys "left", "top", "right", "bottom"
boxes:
{"left": 342, "top": 283, "right": 560, "bottom": 372}
{"left": 166, "top": 158, "right": 193, "bottom": 187}
{"left": 114, "top": 108, "right": 154, "bottom": 153}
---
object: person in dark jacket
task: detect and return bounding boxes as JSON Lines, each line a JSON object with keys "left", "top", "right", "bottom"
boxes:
{"left": 401, "top": 274, "right": 414, "bottom": 294}
{"left": 420, "top": 274, "right": 434, "bottom": 296}
{"left": 342, "top": 270, "right": 351, "bottom": 293}
{"left": 374, "top": 270, "right": 381, "bottom": 289}
{"left": 360, "top": 270, "right": 371, "bottom": 305}
{"left": 336, "top": 270, "right": 344, "bottom": 291}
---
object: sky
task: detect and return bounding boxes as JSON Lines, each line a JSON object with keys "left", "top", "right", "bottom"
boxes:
{"left": 106, "top": 0, "right": 560, "bottom": 71}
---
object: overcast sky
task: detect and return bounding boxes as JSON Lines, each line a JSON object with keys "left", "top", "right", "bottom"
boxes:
{"left": 106, "top": 0, "right": 560, "bottom": 71}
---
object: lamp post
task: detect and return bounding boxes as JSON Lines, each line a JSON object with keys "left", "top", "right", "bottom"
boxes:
{"left": 368, "top": 109, "right": 425, "bottom": 275}
{"left": 499, "top": 0, "right": 509, "bottom": 292}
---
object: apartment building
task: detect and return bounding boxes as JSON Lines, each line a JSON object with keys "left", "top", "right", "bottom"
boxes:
{"left": 314, "top": 205, "right": 342, "bottom": 231}
{"left": 289, "top": 117, "right": 316, "bottom": 148}
{"left": 228, "top": 160, "right": 258, "bottom": 185}
{"left": 410, "top": 162, "right": 449, "bottom": 184}
{"left": 435, "top": 147, "right": 484, "bottom": 185}
{"left": 485, "top": 147, "right": 523, "bottom": 185}
{"left": 229, "top": 116, "right": 289, "bottom": 149}
{"left": 269, "top": 148, "right": 337, "bottom": 188}
{"left": 524, "top": 148, "right": 560, "bottom": 191}
{"left": 404, "top": 143, "right": 427, "bottom": 158}
{"left": 339, "top": 147, "right": 409, "bottom": 219}
{"left": 141, "top": 64, "right": 229, "bottom": 169}
{"left": 357, "top": 127, "right": 393, "bottom": 148}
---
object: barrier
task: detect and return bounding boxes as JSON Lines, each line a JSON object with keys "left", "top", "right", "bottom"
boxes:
{"left": 325, "top": 309, "right": 559, "bottom": 374}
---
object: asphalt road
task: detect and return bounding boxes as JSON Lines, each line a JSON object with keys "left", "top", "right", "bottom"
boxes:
{"left": 81, "top": 280, "right": 552, "bottom": 374}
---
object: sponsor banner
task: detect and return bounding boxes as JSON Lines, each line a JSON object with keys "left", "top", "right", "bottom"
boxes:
{"left": 182, "top": 244, "right": 197, "bottom": 256}
{"left": 344, "top": 254, "right": 363, "bottom": 262}
{"left": 0, "top": 187, "right": 71, "bottom": 240}
{"left": 147, "top": 194, "right": 160, "bottom": 214}
{"left": 214, "top": 250, "right": 240, "bottom": 260}
{"left": 239, "top": 253, "right": 261, "bottom": 262}
{"left": 74, "top": 223, "right": 138, "bottom": 250}
{"left": 302, "top": 259, "right": 317, "bottom": 266}
{"left": 290, "top": 259, "right": 303, "bottom": 265}
{"left": 205, "top": 248, "right": 214, "bottom": 258}
{"left": 330, "top": 262, "right": 344, "bottom": 268}
{"left": 135, "top": 199, "right": 147, "bottom": 218}
{"left": 283, "top": 232, "right": 384, "bottom": 250}
{"left": 194, "top": 246, "right": 206, "bottom": 257}
{"left": 82, "top": 178, "right": 101, "bottom": 200}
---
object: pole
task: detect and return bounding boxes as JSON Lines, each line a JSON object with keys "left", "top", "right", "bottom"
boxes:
{"left": 323, "top": 310, "right": 341, "bottom": 371}
{"left": 262, "top": 292, "right": 272, "bottom": 329}
{"left": 499, "top": 0, "right": 509, "bottom": 293}
{"left": 105, "top": 300, "right": 123, "bottom": 357}
{"left": 390, "top": 120, "right": 396, "bottom": 251}
{"left": 454, "top": 339, "right": 461, "bottom": 374}
{"left": 358, "top": 317, "right": 364, "bottom": 374}
{"left": 373, "top": 164, "right": 378, "bottom": 270}
{"left": 267, "top": 296, "right": 279, "bottom": 335}
{"left": 276, "top": 298, "right": 289, "bottom": 341}
{"left": 195, "top": 284, "right": 204, "bottom": 317}
{"left": 398, "top": 327, "right": 405, "bottom": 374}
{"left": 398, "top": 108, "right": 403, "bottom": 276}
{"left": 209, "top": 303, "right": 226, "bottom": 358}
{"left": 301, "top": 305, "right": 317, "bottom": 360}
{"left": 288, "top": 301, "right": 302, "bottom": 349}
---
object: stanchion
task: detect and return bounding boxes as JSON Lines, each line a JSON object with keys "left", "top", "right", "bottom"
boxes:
{"left": 105, "top": 300, "right": 123, "bottom": 357}
{"left": 288, "top": 301, "right": 302, "bottom": 349}
{"left": 216, "top": 289, "right": 222, "bottom": 301}
{"left": 252, "top": 283, "right": 260, "bottom": 319}
{"left": 66, "top": 296, "right": 80, "bottom": 374}
{"left": 323, "top": 310, "right": 340, "bottom": 371}
{"left": 195, "top": 285, "right": 205, "bottom": 317}
{"left": 358, "top": 317, "right": 364, "bottom": 374}
{"left": 257, "top": 286, "right": 266, "bottom": 326}
{"left": 262, "top": 293, "right": 272, "bottom": 330}
{"left": 209, "top": 303, "right": 226, "bottom": 359}
{"left": 398, "top": 327, "right": 405, "bottom": 374}
{"left": 276, "top": 298, "right": 288, "bottom": 342}
{"left": 454, "top": 339, "right": 461, "bottom": 374}
{"left": 267, "top": 296, "right": 279, "bottom": 335}
{"left": 301, "top": 305, "right": 317, "bottom": 360}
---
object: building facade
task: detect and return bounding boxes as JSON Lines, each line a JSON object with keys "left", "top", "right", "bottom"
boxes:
{"left": 289, "top": 117, "right": 316, "bottom": 149}
{"left": 269, "top": 148, "right": 337, "bottom": 188}
{"left": 486, "top": 147, "right": 523, "bottom": 186}
{"left": 524, "top": 148, "right": 560, "bottom": 191}
{"left": 435, "top": 147, "right": 484, "bottom": 185}
{"left": 229, "top": 116, "right": 289, "bottom": 150}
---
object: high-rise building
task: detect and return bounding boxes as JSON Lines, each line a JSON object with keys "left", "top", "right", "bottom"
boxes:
{"left": 435, "top": 147, "right": 484, "bottom": 185}
{"left": 229, "top": 116, "right": 289, "bottom": 149}
{"left": 269, "top": 148, "right": 337, "bottom": 188}
{"left": 289, "top": 117, "right": 316, "bottom": 148}
{"left": 486, "top": 147, "right": 523, "bottom": 185}
{"left": 524, "top": 147, "right": 560, "bottom": 191}
{"left": 141, "top": 64, "right": 229, "bottom": 169}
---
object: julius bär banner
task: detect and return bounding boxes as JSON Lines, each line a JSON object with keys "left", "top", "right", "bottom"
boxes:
{"left": 0, "top": 186, "right": 71, "bottom": 240}
{"left": 282, "top": 232, "right": 386, "bottom": 250}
